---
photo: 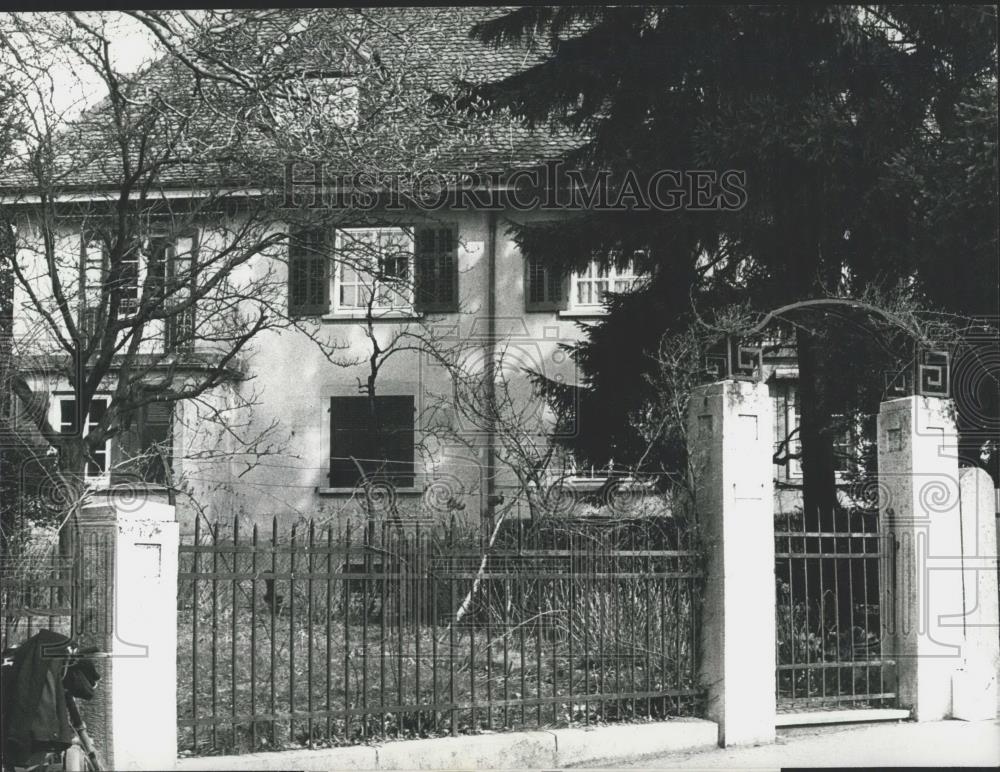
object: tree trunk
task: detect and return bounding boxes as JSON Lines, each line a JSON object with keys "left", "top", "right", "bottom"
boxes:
{"left": 795, "top": 326, "right": 838, "bottom": 529}
{"left": 49, "top": 436, "right": 89, "bottom": 523}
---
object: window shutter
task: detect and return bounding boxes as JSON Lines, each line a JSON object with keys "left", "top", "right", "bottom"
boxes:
{"left": 86, "top": 398, "right": 108, "bottom": 478}
{"left": 114, "top": 244, "right": 141, "bottom": 315}
{"left": 330, "top": 396, "right": 374, "bottom": 487}
{"left": 147, "top": 237, "right": 170, "bottom": 299}
{"left": 329, "top": 395, "right": 415, "bottom": 488}
{"left": 80, "top": 233, "right": 107, "bottom": 338}
{"left": 414, "top": 225, "right": 458, "bottom": 313}
{"left": 167, "top": 231, "right": 199, "bottom": 352}
{"left": 524, "top": 255, "right": 568, "bottom": 312}
{"left": 289, "top": 229, "right": 329, "bottom": 316}
{"left": 140, "top": 401, "right": 172, "bottom": 484}
{"left": 375, "top": 395, "right": 415, "bottom": 487}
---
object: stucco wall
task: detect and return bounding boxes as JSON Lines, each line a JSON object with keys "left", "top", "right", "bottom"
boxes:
{"left": 9, "top": 206, "right": 591, "bottom": 532}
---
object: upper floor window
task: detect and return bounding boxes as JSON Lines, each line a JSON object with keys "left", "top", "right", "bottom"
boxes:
{"left": 80, "top": 235, "right": 106, "bottom": 336}
{"left": 335, "top": 227, "right": 413, "bottom": 313}
{"left": 524, "top": 254, "right": 567, "bottom": 312}
{"left": 524, "top": 257, "right": 640, "bottom": 313}
{"left": 78, "top": 230, "right": 198, "bottom": 345}
{"left": 570, "top": 262, "right": 639, "bottom": 310}
{"left": 287, "top": 224, "right": 458, "bottom": 317}
{"left": 147, "top": 231, "right": 198, "bottom": 351}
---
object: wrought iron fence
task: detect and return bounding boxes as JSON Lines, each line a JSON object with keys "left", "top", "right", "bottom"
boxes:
{"left": 774, "top": 507, "right": 897, "bottom": 712}
{"left": 0, "top": 547, "right": 74, "bottom": 649}
{"left": 177, "top": 515, "right": 703, "bottom": 756}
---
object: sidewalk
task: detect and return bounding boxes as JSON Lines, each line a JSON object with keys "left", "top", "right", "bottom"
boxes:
{"left": 606, "top": 719, "right": 1000, "bottom": 769}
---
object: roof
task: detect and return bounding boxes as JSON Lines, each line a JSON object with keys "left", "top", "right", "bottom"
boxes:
{"left": 0, "top": 8, "right": 585, "bottom": 197}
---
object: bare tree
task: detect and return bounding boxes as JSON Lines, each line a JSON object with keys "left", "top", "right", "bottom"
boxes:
{"left": 0, "top": 10, "right": 502, "bottom": 527}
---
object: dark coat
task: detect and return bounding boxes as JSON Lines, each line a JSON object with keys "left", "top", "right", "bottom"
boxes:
{"left": 1, "top": 630, "right": 75, "bottom": 765}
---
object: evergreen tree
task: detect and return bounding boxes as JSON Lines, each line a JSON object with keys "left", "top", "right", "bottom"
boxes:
{"left": 465, "top": 6, "right": 998, "bottom": 510}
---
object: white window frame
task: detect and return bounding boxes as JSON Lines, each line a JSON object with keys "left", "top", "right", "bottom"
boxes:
{"left": 830, "top": 413, "right": 856, "bottom": 477}
{"left": 783, "top": 394, "right": 855, "bottom": 481}
{"left": 331, "top": 227, "right": 414, "bottom": 315}
{"left": 786, "top": 394, "right": 803, "bottom": 480}
{"left": 51, "top": 394, "right": 112, "bottom": 487}
{"left": 147, "top": 231, "right": 199, "bottom": 350}
{"left": 567, "top": 261, "right": 639, "bottom": 312}
{"left": 81, "top": 230, "right": 198, "bottom": 322}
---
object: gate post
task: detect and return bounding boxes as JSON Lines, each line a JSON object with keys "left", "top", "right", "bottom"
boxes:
{"left": 953, "top": 467, "right": 999, "bottom": 720}
{"left": 72, "top": 487, "right": 179, "bottom": 770}
{"left": 688, "top": 379, "right": 775, "bottom": 747}
{"left": 876, "top": 395, "right": 992, "bottom": 721}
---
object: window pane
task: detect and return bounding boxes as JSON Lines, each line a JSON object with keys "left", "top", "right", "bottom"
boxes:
{"left": 335, "top": 228, "right": 413, "bottom": 312}
{"left": 147, "top": 239, "right": 169, "bottom": 296}
{"left": 60, "top": 400, "right": 77, "bottom": 434}
{"left": 89, "top": 398, "right": 107, "bottom": 429}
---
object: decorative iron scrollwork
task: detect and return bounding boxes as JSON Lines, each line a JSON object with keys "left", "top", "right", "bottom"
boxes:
{"left": 884, "top": 346, "right": 950, "bottom": 399}
{"left": 917, "top": 349, "right": 950, "bottom": 398}
{"left": 702, "top": 335, "right": 763, "bottom": 381}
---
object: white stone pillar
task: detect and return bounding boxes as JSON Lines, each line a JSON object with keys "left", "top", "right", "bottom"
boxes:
{"left": 877, "top": 396, "right": 965, "bottom": 721}
{"left": 952, "top": 467, "right": 999, "bottom": 720}
{"left": 76, "top": 489, "right": 179, "bottom": 770}
{"left": 688, "top": 379, "right": 775, "bottom": 747}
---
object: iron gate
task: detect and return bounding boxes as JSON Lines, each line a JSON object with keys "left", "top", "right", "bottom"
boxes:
{"left": 775, "top": 507, "right": 897, "bottom": 712}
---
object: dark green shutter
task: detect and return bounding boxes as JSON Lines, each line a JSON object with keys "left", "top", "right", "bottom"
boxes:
{"left": 414, "top": 225, "right": 458, "bottom": 313}
{"left": 289, "top": 229, "right": 329, "bottom": 316}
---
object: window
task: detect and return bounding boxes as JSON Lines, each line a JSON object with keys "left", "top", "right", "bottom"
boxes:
{"left": 80, "top": 230, "right": 197, "bottom": 346}
{"left": 329, "top": 395, "right": 415, "bottom": 488}
{"left": 288, "top": 229, "right": 329, "bottom": 316}
{"left": 334, "top": 227, "right": 413, "bottom": 313}
{"left": 774, "top": 385, "right": 801, "bottom": 480}
{"left": 147, "top": 231, "right": 198, "bottom": 351}
{"left": 81, "top": 232, "right": 141, "bottom": 317}
{"left": 831, "top": 415, "right": 855, "bottom": 476}
{"left": 524, "top": 255, "right": 567, "bottom": 312}
{"left": 290, "top": 225, "right": 457, "bottom": 317}
{"left": 56, "top": 396, "right": 111, "bottom": 481}
{"left": 118, "top": 401, "right": 173, "bottom": 484}
{"left": 570, "top": 262, "right": 639, "bottom": 310}
{"left": 775, "top": 389, "right": 855, "bottom": 481}
{"left": 525, "top": 257, "right": 639, "bottom": 314}
{"left": 115, "top": 246, "right": 141, "bottom": 315}
{"left": 80, "top": 235, "right": 106, "bottom": 337}
{"left": 414, "top": 225, "right": 458, "bottom": 313}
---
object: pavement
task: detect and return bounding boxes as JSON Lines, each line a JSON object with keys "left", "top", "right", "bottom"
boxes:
{"left": 603, "top": 719, "right": 1000, "bottom": 769}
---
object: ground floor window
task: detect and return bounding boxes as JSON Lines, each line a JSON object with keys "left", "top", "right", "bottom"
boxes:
{"left": 118, "top": 400, "right": 173, "bottom": 484}
{"left": 329, "top": 395, "right": 415, "bottom": 488}
{"left": 53, "top": 395, "right": 173, "bottom": 485}
{"left": 55, "top": 395, "right": 111, "bottom": 482}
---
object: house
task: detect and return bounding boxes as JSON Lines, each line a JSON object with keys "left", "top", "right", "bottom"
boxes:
{"left": 0, "top": 8, "right": 818, "bottom": 531}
